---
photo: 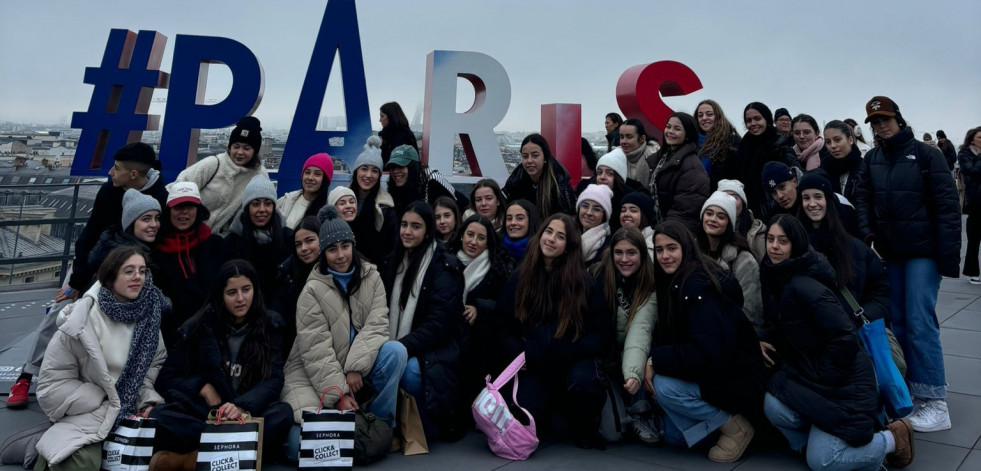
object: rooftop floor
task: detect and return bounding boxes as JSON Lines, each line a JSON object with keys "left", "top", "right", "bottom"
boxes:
{"left": 3, "top": 267, "right": 981, "bottom": 470}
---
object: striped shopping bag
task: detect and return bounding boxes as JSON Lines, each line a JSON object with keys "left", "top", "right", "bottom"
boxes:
{"left": 196, "top": 411, "right": 264, "bottom": 471}
{"left": 100, "top": 417, "right": 156, "bottom": 471}
{"left": 299, "top": 386, "right": 356, "bottom": 470}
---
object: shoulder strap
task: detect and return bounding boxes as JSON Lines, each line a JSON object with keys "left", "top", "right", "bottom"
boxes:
{"left": 838, "top": 287, "right": 868, "bottom": 324}
{"left": 491, "top": 352, "right": 526, "bottom": 390}
{"left": 204, "top": 156, "right": 221, "bottom": 188}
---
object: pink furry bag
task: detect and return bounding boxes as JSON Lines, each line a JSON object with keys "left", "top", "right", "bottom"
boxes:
{"left": 471, "top": 352, "right": 539, "bottom": 460}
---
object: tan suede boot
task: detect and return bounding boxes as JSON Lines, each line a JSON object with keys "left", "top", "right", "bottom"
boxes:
{"left": 708, "top": 414, "right": 754, "bottom": 463}
{"left": 148, "top": 451, "right": 198, "bottom": 471}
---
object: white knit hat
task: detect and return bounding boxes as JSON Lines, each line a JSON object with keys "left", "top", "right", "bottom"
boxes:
{"left": 354, "top": 135, "right": 384, "bottom": 171}
{"left": 717, "top": 179, "right": 748, "bottom": 209}
{"left": 596, "top": 148, "right": 628, "bottom": 181}
{"left": 576, "top": 184, "right": 614, "bottom": 221}
{"left": 701, "top": 191, "right": 738, "bottom": 225}
{"left": 327, "top": 186, "right": 356, "bottom": 207}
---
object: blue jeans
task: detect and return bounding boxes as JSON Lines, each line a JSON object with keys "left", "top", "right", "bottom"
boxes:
{"left": 764, "top": 393, "right": 887, "bottom": 471}
{"left": 887, "top": 258, "right": 947, "bottom": 399}
{"left": 652, "top": 375, "right": 730, "bottom": 448}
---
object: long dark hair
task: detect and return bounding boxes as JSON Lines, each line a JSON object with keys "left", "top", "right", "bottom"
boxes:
{"left": 289, "top": 216, "right": 321, "bottom": 284}
{"left": 652, "top": 220, "right": 722, "bottom": 338}
{"left": 449, "top": 215, "right": 515, "bottom": 283}
{"left": 766, "top": 214, "right": 810, "bottom": 261}
{"left": 962, "top": 127, "right": 981, "bottom": 151}
{"left": 391, "top": 201, "right": 437, "bottom": 310}
{"left": 387, "top": 160, "right": 425, "bottom": 210}
{"left": 797, "top": 189, "right": 853, "bottom": 287}
{"left": 515, "top": 214, "right": 587, "bottom": 340}
{"left": 504, "top": 199, "right": 541, "bottom": 239}
{"left": 433, "top": 196, "right": 461, "bottom": 242}
{"left": 201, "top": 259, "right": 273, "bottom": 394}
{"left": 380, "top": 102, "right": 410, "bottom": 130}
{"left": 824, "top": 120, "right": 860, "bottom": 155}
{"left": 237, "top": 200, "right": 287, "bottom": 258}
{"left": 591, "top": 227, "right": 655, "bottom": 330}
{"left": 302, "top": 175, "right": 331, "bottom": 220}
{"left": 520, "top": 133, "right": 563, "bottom": 219}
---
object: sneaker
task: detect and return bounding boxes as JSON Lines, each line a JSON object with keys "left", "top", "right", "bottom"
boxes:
{"left": 6, "top": 379, "right": 30, "bottom": 409}
{"left": 631, "top": 416, "right": 663, "bottom": 446}
{"left": 886, "top": 418, "right": 915, "bottom": 468}
{"left": 908, "top": 399, "right": 951, "bottom": 432}
{"left": 970, "top": 277, "right": 981, "bottom": 285}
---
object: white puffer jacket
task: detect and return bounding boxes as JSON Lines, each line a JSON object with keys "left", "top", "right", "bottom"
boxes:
{"left": 172, "top": 153, "right": 268, "bottom": 237}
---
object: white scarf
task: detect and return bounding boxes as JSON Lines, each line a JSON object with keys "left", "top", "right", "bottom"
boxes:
{"left": 389, "top": 241, "right": 436, "bottom": 341}
{"left": 581, "top": 222, "right": 611, "bottom": 262}
{"left": 457, "top": 249, "right": 490, "bottom": 297}
{"left": 643, "top": 226, "right": 655, "bottom": 261}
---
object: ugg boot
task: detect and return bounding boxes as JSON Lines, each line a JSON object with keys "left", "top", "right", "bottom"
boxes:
{"left": 708, "top": 414, "right": 754, "bottom": 463}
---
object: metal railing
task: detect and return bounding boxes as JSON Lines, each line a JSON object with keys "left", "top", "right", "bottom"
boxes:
{"left": 0, "top": 181, "right": 103, "bottom": 290}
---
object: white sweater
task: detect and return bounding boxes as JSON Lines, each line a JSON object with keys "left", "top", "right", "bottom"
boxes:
{"left": 171, "top": 152, "right": 268, "bottom": 236}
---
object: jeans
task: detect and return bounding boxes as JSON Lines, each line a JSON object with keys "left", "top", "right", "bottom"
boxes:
{"left": 652, "top": 375, "right": 729, "bottom": 448}
{"left": 764, "top": 393, "right": 887, "bottom": 471}
{"left": 887, "top": 258, "right": 947, "bottom": 399}
{"left": 964, "top": 209, "right": 981, "bottom": 277}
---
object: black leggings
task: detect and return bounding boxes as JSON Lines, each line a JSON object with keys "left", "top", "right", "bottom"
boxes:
{"left": 964, "top": 208, "right": 981, "bottom": 276}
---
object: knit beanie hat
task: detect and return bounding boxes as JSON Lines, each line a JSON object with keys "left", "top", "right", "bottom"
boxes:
{"left": 717, "top": 179, "right": 748, "bottom": 209}
{"left": 620, "top": 191, "right": 656, "bottom": 226}
{"left": 241, "top": 175, "right": 277, "bottom": 211}
{"left": 774, "top": 108, "right": 791, "bottom": 121}
{"left": 121, "top": 188, "right": 161, "bottom": 230}
{"left": 114, "top": 142, "right": 157, "bottom": 168}
{"left": 385, "top": 144, "right": 420, "bottom": 169}
{"left": 317, "top": 206, "right": 355, "bottom": 251}
{"left": 701, "top": 191, "right": 738, "bottom": 225}
{"left": 576, "top": 184, "right": 614, "bottom": 221}
{"left": 228, "top": 116, "right": 263, "bottom": 154}
{"left": 327, "top": 186, "right": 356, "bottom": 207}
{"left": 354, "top": 136, "right": 384, "bottom": 171}
{"left": 745, "top": 102, "right": 774, "bottom": 128}
{"left": 797, "top": 169, "right": 834, "bottom": 196}
{"left": 596, "top": 148, "right": 628, "bottom": 181}
{"left": 303, "top": 153, "right": 334, "bottom": 184}
{"left": 762, "top": 161, "right": 794, "bottom": 191}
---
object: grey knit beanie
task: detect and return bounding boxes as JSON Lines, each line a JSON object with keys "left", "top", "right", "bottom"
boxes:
{"left": 318, "top": 206, "right": 356, "bottom": 251}
{"left": 353, "top": 135, "right": 383, "bottom": 172}
{"left": 121, "top": 188, "right": 161, "bottom": 230}
{"left": 241, "top": 175, "right": 278, "bottom": 211}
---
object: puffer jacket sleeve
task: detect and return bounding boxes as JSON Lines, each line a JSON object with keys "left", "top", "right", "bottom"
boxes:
{"left": 294, "top": 281, "right": 348, "bottom": 405}
{"left": 666, "top": 157, "right": 710, "bottom": 230}
{"left": 621, "top": 294, "right": 656, "bottom": 383}
{"left": 136, "top": 333, "right": 167, "bottom": 410}
{"left": 924, "top": 146, "right": 962, "bottom": 277}
{"left": 732, "top": 251, "right": 764, "bottom": 335}
{"left": 36, "top": 317, "right": 107, "bottom": 420}
{"left": 344, "top": 270, "right": 390, "bottom": 376}
{"left": 398, "top": 257, "right": 465, "bottom": 359}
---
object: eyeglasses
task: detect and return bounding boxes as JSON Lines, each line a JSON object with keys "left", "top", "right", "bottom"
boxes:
{"left": 120, "top": 267, "right": 147, "bottom": 279}
{"left": 579, "top": 202, "right": 605, "bottom": 214}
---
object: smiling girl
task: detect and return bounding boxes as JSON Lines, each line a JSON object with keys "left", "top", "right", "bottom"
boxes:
{"left": 648, "top": 112, "right": 710, "bottom": 233}
{"left": 500, "top": 199, "right": 541, "bottom": 261}
{"left": 347, "top": 136, "right": 398, "bottom": 264}
{"left": 502, "top": 133, "right": 577, "bottom": 220}
{"left": 278, "top": 153, "right": 333, "bottom": 229}
{"left": 226, "top": 176, "right": 291, "bottom": 300}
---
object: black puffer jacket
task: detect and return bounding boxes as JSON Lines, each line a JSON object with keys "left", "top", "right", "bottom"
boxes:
{"left": 648, "top": 142, "right": 710, "bottom": 234}
{"left": 853, "top": 127, "right": 962, "bottom": 277}
{"left": 958, "top": 146, "right": 981, "bottom": 212}
{"left": 502, "top": 160, "right": 577, "bottom": 219}
{"left": 383, "top": 245, "right": 468, "bottom": 440}
{"left": 267, "top": 257, "right": 314, "bottom": 354}
{"left": 379, "top": 125, "right": 418, "bottom": 166}
{"left": 819, "top": 146, "right": 863, "bottom": 203}
{"left": 726, "top": 129, "right": 798, "bottom": 218}
{"left": 225, "top": 223, "right": 293, "bottom": 300}
{"left": 88, "top": 226, "right": 153, "bottom": 272}
{"left": 807, "top": 226, "right": 890, "bottom": 324}
{"left": 761, "top": 249, "right": 878, "bottom": 446}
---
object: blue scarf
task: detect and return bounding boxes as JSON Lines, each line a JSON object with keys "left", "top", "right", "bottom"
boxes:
{"left": 501, "top": 235, "right": 530, "bottom": 259}
{"left": 328, "top": 267, "right": 355, "bottom": 293}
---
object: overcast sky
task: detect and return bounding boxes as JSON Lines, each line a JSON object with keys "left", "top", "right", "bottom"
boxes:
{"left": 2, "top": 0, "right": 979, "bottom": 142}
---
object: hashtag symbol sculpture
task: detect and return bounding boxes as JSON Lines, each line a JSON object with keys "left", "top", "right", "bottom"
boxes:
{"left": 71, "top": 29, "right": 169, "bottom": 175}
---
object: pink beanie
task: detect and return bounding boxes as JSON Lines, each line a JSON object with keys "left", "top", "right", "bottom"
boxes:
{"left": 303, "top": 153, "right": 334, "bottom": 183}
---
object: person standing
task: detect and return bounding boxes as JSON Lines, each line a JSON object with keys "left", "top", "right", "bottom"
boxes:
{"left": 605, "top": 112, "right": 623, "bottom": 152}
{"left": 854, "top": 96, "right": 961, "bottom": 432}
{"left": 958, "top": 127, "right": 981, "bottom": 283}
{"left": 378, "top": 102, "right": 419, "bottom": 166}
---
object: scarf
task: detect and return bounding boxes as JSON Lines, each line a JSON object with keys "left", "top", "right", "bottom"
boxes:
{"left": 581, "top": 222, "right": 610, "bottom": 262}
{"left": 97, "top": 273, "right": 164, "bottom": 426}
{"left": 457, "top": 249, "right": 490, "bottom": 297}
{"left": 624, "top": 143, "right": 653, "bottom": 183}
{"left": 643, "top": 226, "right": 655, "bottom": 261}
{"left": 389, "top": 241, "right": 436, "bottom": 340}
{"left": 970, "top": 145, "right": 981, "bottom": 156}
{"left": 794, "top": 137, "right": 825, "bottom": 171}
{"left": 502, "top": 235, "right": 529, "bottom": 259}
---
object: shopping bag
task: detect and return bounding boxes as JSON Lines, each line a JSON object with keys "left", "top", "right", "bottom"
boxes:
{"left": 299, "top": 386, "right": 356, "bottom": 470}
{"left": 396, "top": 388, "right": 429, "bottom": 455}
{"left": 100, "top": 417, "right": 156, "bottom": 471}
{"left": 472, "top": 352, "right": 538, "bottom": 460}
{"left": 197, "top": 411, "right": 264, "bottom": 471}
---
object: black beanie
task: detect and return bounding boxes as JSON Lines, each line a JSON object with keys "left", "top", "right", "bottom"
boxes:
{"left": 745, "top": 102, "right": 774, "bottom": 128}
{"left": 229, "top": 116, "right": 263, "bottom": 155}
{"left": 797, "top": 169, "right": 834, "bottom": 196}
{"left": 620, "top": 191, "right": 656, "bottom": 227}
{"left": 774, "top": 108, "right": 791, "bottom": 121}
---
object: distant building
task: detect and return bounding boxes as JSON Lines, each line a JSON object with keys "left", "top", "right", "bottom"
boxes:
{"left": 0, "top": 205, "right": 66, "bottom": 285}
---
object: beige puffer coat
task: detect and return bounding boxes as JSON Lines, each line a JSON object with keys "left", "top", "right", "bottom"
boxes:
{"left": 35, "top": 285, "right": 166, "bottom": 465}
{"left": 281, "top": 261, "right": 389, "bottom": 422}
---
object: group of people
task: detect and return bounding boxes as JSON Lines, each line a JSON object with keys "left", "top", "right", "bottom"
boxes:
{"left": 6, "top": 96, "right": 975, "bottom": 471}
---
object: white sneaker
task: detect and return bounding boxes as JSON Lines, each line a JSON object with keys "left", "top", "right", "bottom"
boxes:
{"left": 631, "top": 416, "right": 663, "bottom": 446}
{"left": 970, "top": 277, "right": 981, "bottom": 285}
{"left": 908, "top": 399, "right": 951, "bottom": 432}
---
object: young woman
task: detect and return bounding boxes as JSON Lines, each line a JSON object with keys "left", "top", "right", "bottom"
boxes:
{"left": 577, "top": 184, "right": 614, "bottom": 266}
{"left": 695, "top": 99, "right": 741, "bottom": 186}
{"left": 153, "top": 182, "right": 230, "bottom": 346}
{"left": 576, "top": 147, "right": 643, "bottom": 224}
{"left": 502, "top": 133, "right": 577, "bottom": 220}
{"left": 759, "top": 215, "right": 914, "bottom": 470}
{"left": 958, "top": 127, "right": 981, "bottom": 283}
{"left": 433, "top": 195, "right": 461, "bottom": 244}
{"left": 581, "top": 137, "right": 598, "bottom": 181}
{"left": 605, "top": 112, "right": 623, "bottom": 152}
{"left": 791, "top": 114, "right": 830, "bottom": 171}
{"left": 269, "top": 216, "right": 322, "bottom": 354}
{"left": 383, "top": 201, "right": 467, "bottom": 440}
{"left": 494, "top": 214, "right": 614, "bottom": 449}
{"left": 843, "top": 118, "right": 872, "bottom": 156}
{"left": 648, "top": 112, "right": 710, "bottom": 233}
{"left": 696, "top": 191, "right": 764, "bottom": 335}
{"left": 328, "top": 186, "right": 358, "bottom": 223}
{"left": 618, "top": 191, "right": 658, "bottom": 260}
{"left": 463, "top": 178, "right": 506, "bottom": 231}
{"left": 646, "top": 220, "right": 765, "bottom": 463}
{"left": 348, "top": 136, "right": 397, "bottom": 265}
{"left": 278, "top": 152, "right": 333, "bottom": 229}
{"left": 716, "top": 179, "right": 767, "bottom": 262}
{"left": 819, "top": 120, "right": 863, "bottom": 203}
{"left": 226, "top": 175, "right": 291, "bottom": 300}
{"left": 282, "top": 209, "right": 407, "bottom": 460}
{"left": 35, "top": 246, "right": 167, "bottom": 470}
{"left": 590, "top": 227, "right": 660, "bottom": 444}
{"left": 173, "top": 116, "right": 268, "bottom": 236}
{"left": 378, "top": 101, "right": 418, "bottom": 165}
{"left": 385, "top": 144, "right": 457, "bottom": 214}
{"left": 150, "top": 260, "right": 292, "bottom": 466}
{"left": 88, "top": 189, "right": 161, "bottom": 273}
{"left": 729, "top": 103, "right": 798, "bottom": 218}
{"left": 501, "top": 199, "right": 541, "bottom": 261}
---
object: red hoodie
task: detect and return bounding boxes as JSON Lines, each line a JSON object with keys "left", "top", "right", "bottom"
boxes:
{"left": 156, "top": 224, "right": 212, "bottom": 279}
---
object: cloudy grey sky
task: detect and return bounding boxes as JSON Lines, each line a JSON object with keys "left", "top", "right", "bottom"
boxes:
{"left": 2, "top": 0, "right": 979, "bottom": 142}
